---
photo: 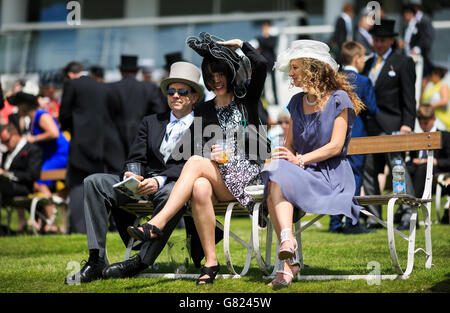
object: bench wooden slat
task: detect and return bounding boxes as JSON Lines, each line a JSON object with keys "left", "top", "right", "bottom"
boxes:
{"left": 121, "top": 201, "right": 250, "bottom": 217}
{"left": 355, "top": 194, "right": 431, "bottom": 206}
{"left": 348, "top": 132, "right": 441, "bottom": 155}
{"left": 40, "top": 169, "right": 67, "bottom": 181}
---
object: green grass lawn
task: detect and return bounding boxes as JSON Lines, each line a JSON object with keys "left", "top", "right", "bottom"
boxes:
{"left": 0, "top": 206, "right": 449, "bottom": 293}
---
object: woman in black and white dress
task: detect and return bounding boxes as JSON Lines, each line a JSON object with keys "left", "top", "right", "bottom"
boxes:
{"left": 127, "top": 33, "right": 268, "bottom": 285}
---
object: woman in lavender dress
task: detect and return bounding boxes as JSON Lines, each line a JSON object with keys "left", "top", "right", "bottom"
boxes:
{"left": 262, "top": 40, "right": 366, "bottom": 286}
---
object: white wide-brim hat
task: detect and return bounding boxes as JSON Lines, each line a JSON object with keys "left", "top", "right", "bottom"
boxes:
{"left": 274, "top": 40, "right": 339, "bottom": 73}
{"left": 160, "top": 61, "right": 204, "bottom": 103}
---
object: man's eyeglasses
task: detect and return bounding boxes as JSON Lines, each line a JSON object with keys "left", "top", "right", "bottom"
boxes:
{"left": 167, "top": 88, "right": 190, "bottom": 97}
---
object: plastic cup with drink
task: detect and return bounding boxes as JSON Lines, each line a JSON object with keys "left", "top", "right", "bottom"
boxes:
{"left": 215, "top": 139, "right": 232, "bottom": 164}
{"left": 265, "top": 135, "right": 285, "bottom": 165}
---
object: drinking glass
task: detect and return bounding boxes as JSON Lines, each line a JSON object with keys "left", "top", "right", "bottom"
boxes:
{"left": 216, "top": 139, "right": 232, "bottom": 164}
{"left": 265, "top": 135, "right": 285, "bottom": 165}
{"left": 126, "top": 162, "right": 143, "bottom": 180}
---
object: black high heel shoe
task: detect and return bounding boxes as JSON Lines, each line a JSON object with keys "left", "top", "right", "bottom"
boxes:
{"left": 196, "top": 263, "right": 220, "bottom": 285}
{"left": 127, "top": 223, "right": 163, "bottom": 242}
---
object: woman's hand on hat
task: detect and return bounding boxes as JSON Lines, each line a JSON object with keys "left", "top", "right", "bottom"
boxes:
{"left": 217, "top": 39, "right": 243, "bottom": 50}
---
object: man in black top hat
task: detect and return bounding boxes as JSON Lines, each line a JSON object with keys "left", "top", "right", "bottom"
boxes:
{"left": 60, "top": 61, "right": 110, "bottom": 234}
{"left": 106, "top": 55, "right": 169, "bottom": 174}
{"left": 361, "top": 19, "right": 417, "bottom": 230}
{"left": 164, "top": 52, "right": 184, "bottom": 74}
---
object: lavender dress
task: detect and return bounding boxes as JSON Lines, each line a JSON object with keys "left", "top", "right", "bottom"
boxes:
{"left": 261, "top": 90, "right": 362, "bottom": 224}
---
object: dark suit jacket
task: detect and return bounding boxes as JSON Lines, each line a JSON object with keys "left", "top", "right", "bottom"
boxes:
{"left": 107, "top": 76, "right": 169, "bottom": 169}
{"left": 343, "top": 69, "right": 378, "bottom": 138}
{"left": 124, "top": 111, "right": 189, "bottom": 181}
{"left": 59, "top": 76, "right": 108, "bottom": 185}
{"left": 362, "top": 51, "right": 416, "bottom": 135}
{"left": 332, "top": 16, "right": 350, "bottom": 51}
{"left": 410, "top": 13, "right": 434, "bottom": 75}
{"left": 1, "top": 141, "right": 42, "bottom": 194}
{"left": 353, "top": 28, "right": 374, "bottom": 55}
{"left": 409, "top": 130, "right": 450, "bottom": 172}
{"left": 121, "top": 110, "right": 223, "bottom": 268}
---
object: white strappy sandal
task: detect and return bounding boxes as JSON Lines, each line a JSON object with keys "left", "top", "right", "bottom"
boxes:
{"left": 269, "top": 243, "right": 301, "bottom": 287}
{"left": 278, "top": 228, "right": 298, "bottom": 260}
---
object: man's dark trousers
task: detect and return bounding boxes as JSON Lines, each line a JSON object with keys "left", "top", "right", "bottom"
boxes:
{"left": 83, "top": 173, "right": 186, "bottom": 265}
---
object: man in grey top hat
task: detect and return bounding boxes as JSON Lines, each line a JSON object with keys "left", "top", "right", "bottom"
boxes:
{"left": 65, "top": 62, "right": 205, "bottom": 284}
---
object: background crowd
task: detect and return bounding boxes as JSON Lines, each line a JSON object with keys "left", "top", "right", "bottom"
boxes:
{"left": 0, "top": 1, "right": 448, "bottom": 242}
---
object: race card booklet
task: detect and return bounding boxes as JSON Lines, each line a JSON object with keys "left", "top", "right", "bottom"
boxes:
{"left": 113, "top": 176, "right": 143, "bottom": 200}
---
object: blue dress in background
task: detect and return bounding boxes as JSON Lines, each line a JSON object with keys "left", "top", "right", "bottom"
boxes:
{"left": 33, "top": 109, "right": 69, "bottom": 186}
{"left": 261, "top": 90, "right": 362, "bottom": 224}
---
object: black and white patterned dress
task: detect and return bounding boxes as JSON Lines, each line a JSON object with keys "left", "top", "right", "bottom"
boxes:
{"left": 215, "top": 102, "right": 262, "bottom": 210}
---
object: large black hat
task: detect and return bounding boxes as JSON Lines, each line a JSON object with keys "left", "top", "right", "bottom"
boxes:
{"left": 7, "top": 92, "right": 38, "bottom": 108}
{"left": 186, "top": 32, "right": 252, "bottom": 98}
{"left": 119, "top": 55, "right": 139, "bottom": 72}
{"left": 369, "top": 19, "right": 398, "bottom": 37}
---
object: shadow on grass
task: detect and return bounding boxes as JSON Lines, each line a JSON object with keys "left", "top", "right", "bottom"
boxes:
{"left": 429, "top": 273, "right": 450, "bottom": 292}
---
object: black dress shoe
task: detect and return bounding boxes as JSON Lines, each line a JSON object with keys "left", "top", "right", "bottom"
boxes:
{"left": 64, "top": 259, "right": 105, "bottom": 285}
{"left": 396, "top": 221, "right": 410, "bottom": 231}
{"left": 343, "top": 225, "right": 375, "bottom": 234}
{"left": 440, "top": 209, "right": 449, "bottom": 224}
{"left": 397, "top": 220, "right": 421, "bottom": 230}
{"left": 330, "top": 227, "right": 344, "bottom": 233}
{"left": 366, "top": 223, "right": 383, "bottom": 229}
{"left": 102, "top": 254, "right": 148, "bottom": 279}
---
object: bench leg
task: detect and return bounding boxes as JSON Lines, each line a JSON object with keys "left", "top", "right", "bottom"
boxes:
{"left": 294, "top": 219, "right": 303, "bottom": 272}
{"left": 435, "top": 182, "right": 442, "bottom": 223}
{"left": 422, "top": 202, "right": 433, "bottom": 269}
{"left": 386, "top": 198, "right": 420, "bottom": 277}
{"left": 124, "top": 217, "right": 141, "bottom": 261}
{"left": 29, "top": 197, "right": 42, "bottom": 235}
{"left": 387, "top": 198, "right": 404, "bottom": 275}
{"left": 252, "top": 202, "right": 275, "bottom": 275}
{"left": 223, "top": 202, "right": 253, "bottom": 277}
{"left": 404, "top": 208, "right": 419, "bottom": 277}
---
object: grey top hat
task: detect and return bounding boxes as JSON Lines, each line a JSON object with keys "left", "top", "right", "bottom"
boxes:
{"left": 160, "top": 62, "right": 204, "bottom": 103}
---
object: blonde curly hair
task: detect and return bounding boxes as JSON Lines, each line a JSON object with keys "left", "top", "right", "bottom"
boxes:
{"left": 290, "top": 58, "right": 365, "bottom": 115}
